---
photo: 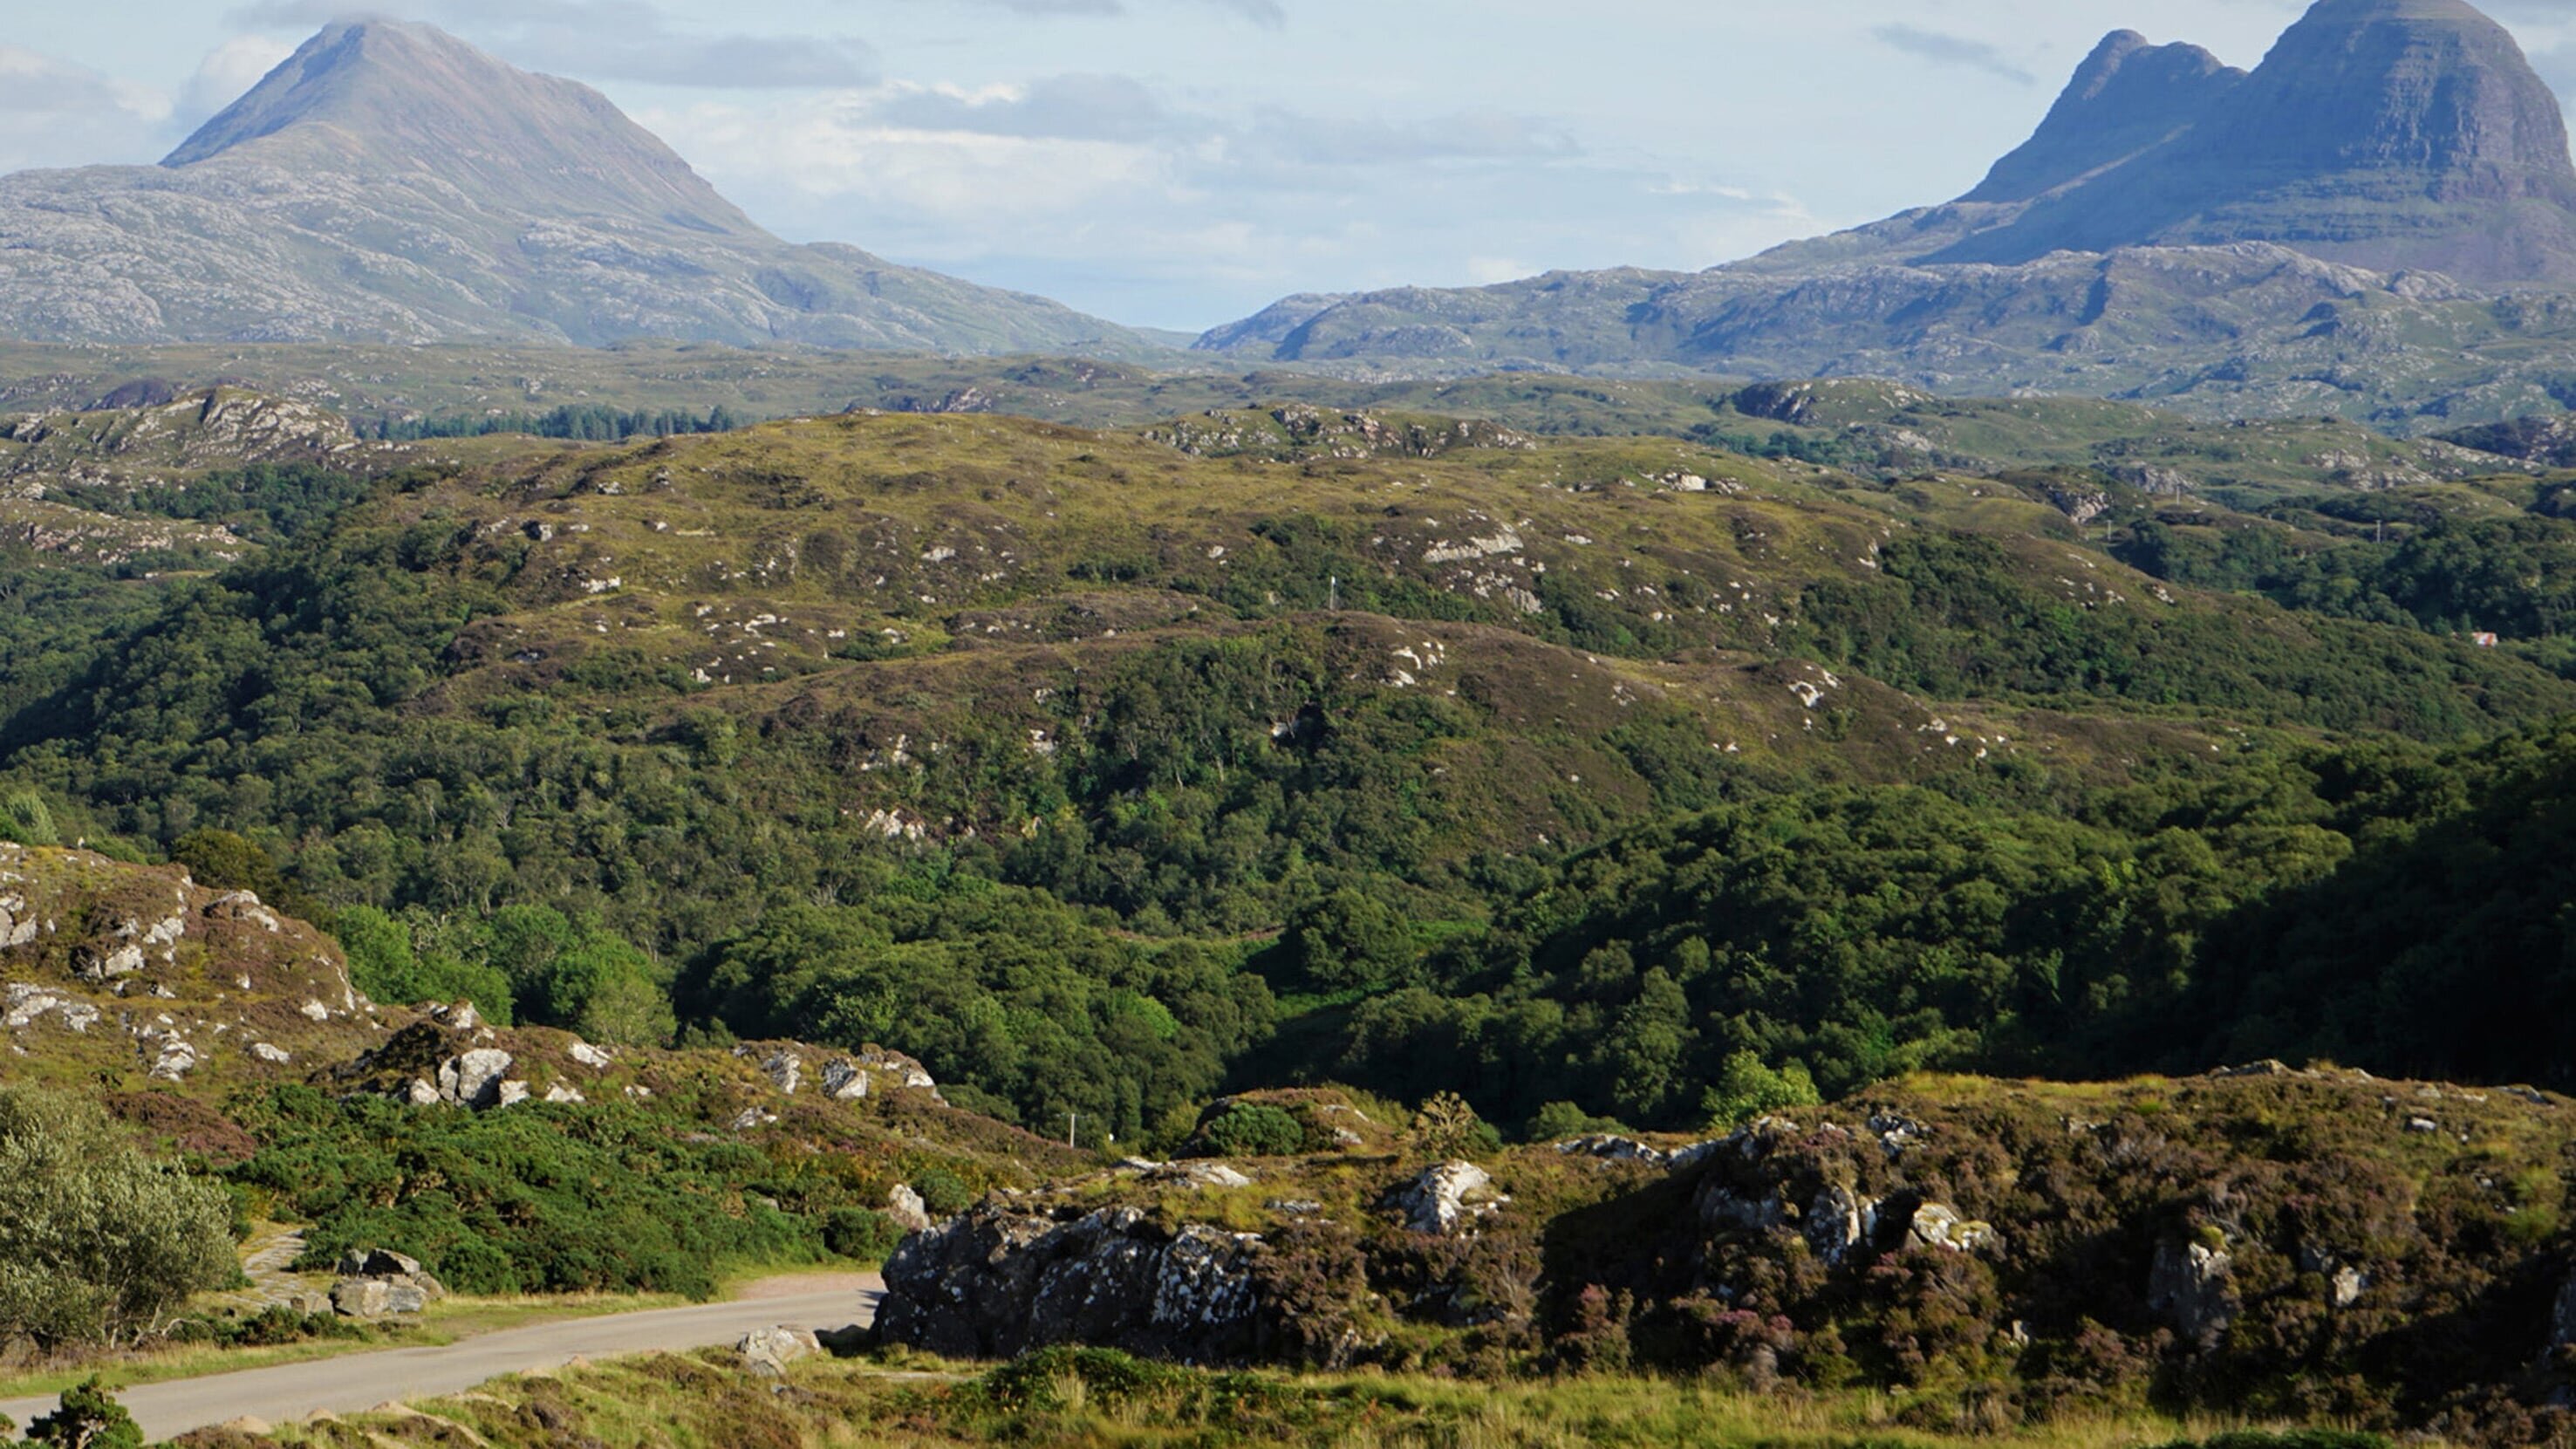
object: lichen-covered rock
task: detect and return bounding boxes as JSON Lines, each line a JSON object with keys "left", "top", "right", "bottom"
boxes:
{"left": 1150, "top": 1161, "right": 1253, "bottom": 1191}
{"left": 759, "top": 1049, "right": 802, "bottom": 1095}
{"left": 821, "top": 1058, "right": 870, "bottom": 1100}
{"left": 886, "top": 1183, "right": 933, "bottom": 1234}
{"left": 1904, "top": 1202, "right": 2000, "bottom": 1254}
{"left": 437, "top": 1049, "right": 514, "bottom": 1109}
{"left": 2151, "top": 1239, "right": 2238, "bottom": 1348}
{"left": 737, "top": 1325, "right": 818, "bottom": 1377}
{"left": 1394, "top": 1161, "right": 1507, "bottom": 1235}
{"left": 876, "top": 1203, "right": 1272, "bottom": 1364}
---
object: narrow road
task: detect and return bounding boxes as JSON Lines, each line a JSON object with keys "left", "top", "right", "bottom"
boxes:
{"left": 0, "top": 1275, "right": 882, "bottom": 1443}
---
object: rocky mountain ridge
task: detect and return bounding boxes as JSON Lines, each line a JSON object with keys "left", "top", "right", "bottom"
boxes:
{"left": 1197, "top": 0, "right": 2576, "bottom": 418}
{"left": 0, "top": 21, "right": 1154, "bottom": 357}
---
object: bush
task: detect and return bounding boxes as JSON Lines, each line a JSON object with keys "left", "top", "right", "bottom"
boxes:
{"left": 229, "top": 1090, "right": 824, "bottom": 1299}
{"left": 332, "top": 906, "right": 514, "bottom": 1022}
{"left": 26, "top": 1377, "right": 142, "bottom": 1448}
{"left": 912, "top": 1168, "right": 974, "bottom": 1219}
{"left": 2158, "top": 1435, "right": 2392, "bottom": 1449}
{"left": 1526, "top": 1100, "right": 1626, "bottom": 1142}
{"left": 0, "top": 1089, "right": 235, "bottom": 1349}
{"left": 1702, "top": 1051, "right": 1822, "bottom": 1131}
{"left": 823, "top": 1208, "right": 905, "bottom": 1263}
{"left": 0, "top": 789, "right": 60, "bottom": 848}
{"left": 1409, "top": 1091, "right": 1499, "bottom": 1160}
{"left": 1200, "top": 1103, "right": 1305, "bottom": 1158}
{"left": 1286, "top": 889, "right": 1418, "bottom": 993}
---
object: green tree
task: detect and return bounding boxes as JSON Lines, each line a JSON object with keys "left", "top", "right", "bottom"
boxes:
{"left": 1287, "top": 888, "right": 1417, "bottom": 993}
{"left": 1603, "top": 968, "right": 1695, "bottom": 1123}
{"left": 0, "top": 789, "right": 58, "bottom": 847}
{"left": 0, "top": 1090, "right": 234, "bottom": 1349}
{"left": 334, "top": 906, "right": 512, "bottom": 1022}
{"left": 1702, "top": 1051, "right": 1822, "bottom": 1131}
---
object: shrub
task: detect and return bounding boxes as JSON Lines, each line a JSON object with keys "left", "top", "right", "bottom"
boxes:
{"left": 1286, "top": 889, "right": 1418, "bottom": 992}
{"left": 26, "top": 1377, "right": 142, "bottom": 1448}
{"left": 229, "top": 1090, "right": 823, "bottom": 1299}
{"left": 0, "top": 789, "right": 58, "bottom": 848}
{"left": 1409, "top": 1091, "right": 1499, "bottom": 1160}
{"left": 1702, "top": 1051, "right": 1822, "bottom": 1131}
{"left": 1200, "top": 1103, "right": 1305, "bottom": 1158}
{"left": 332, "top": 906, "right": 514, "bottom": 1022}
{"left": 1526, "top": 1100, "right": 1626, "bottom": 1142}
{"left": 0, "top": 1089, "right": 235, "bottom": 1349}
{"left": 823, "top": 1208, "right": 904, "bottom": 1263}
{"left": 2158, "top": 1435, "right": 2392, "bottom": 1449}
{"left": 977, "top": 1347, "right": 1179, "bottom": 1412}
{"left": 912, "top": 1168, "right": 974, "bottom": 1219}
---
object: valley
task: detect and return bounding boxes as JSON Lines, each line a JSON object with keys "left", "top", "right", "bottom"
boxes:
{"left": 12, "top": 0, "right": 2576, "bottom": 1444}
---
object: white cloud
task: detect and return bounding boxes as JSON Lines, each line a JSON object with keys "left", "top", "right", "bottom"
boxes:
{"left": 179, "top": 34, "right": 297, "bottom": 126}
{"left": 0, "top": 46, "right": 172, "bottom": 170}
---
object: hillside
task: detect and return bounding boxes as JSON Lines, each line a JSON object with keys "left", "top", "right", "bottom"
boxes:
{"left": 0, "top": 393, "right": 2570, "bottom": 1137}
{"left": 3, "top": 384, "right": 2576, "bottom": 1444}
{"left": 0, "top": 21, "right": 1154, "bottom": 356}
{"left": 0, "top": 837, "right": 1078, "bottom": 1297}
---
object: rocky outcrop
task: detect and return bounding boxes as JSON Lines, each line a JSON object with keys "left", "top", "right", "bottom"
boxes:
{"left": 1393, "top": 1162, "right": 1507, "bottom": 1235}
{"left": 2150, "top": 1238, "right": 2239, "bottom": 1348}
{"left": 875, "top": 1203, "right": 1273, "bottom": 1364}
{"left": 437, "top": 1049, "right": 515, "bottom": 1110}
{"left": 329, "top": 1248, "right": 446, "bottom": 1319}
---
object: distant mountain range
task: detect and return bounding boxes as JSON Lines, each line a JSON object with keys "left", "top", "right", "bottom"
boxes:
{"left": 15, "top": 0, "right": 2576, "bottom": 425}
{"left": 1195, "top": 0, "right": 2576, "bottom": 424}
{"left": 0, "top": 21, "right": 1153, "bottom": 355}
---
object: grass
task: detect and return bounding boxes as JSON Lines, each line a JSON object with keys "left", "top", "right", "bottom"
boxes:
{"left": 215, "top": 1347, "right": 2408, "bottom": 1449}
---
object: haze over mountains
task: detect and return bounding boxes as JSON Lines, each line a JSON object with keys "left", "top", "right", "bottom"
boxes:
{"left": 0, "top": 20, "right": 1151, "bottom": 355}
{"left": 1194, "top": 0, "right": 2576, "bottom": 422}
{"left": 12, "top": 0, "right": 2576, "bottom": 425}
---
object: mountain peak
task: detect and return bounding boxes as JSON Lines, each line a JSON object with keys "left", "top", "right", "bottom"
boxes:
{"left": 1933, "top": 0, "right": 2576, "bottom": 284}
{"left": 2215, "top": 0, "right": 2576, "bottom": 207}
{"left": 162, "top": 19, "right": 756, "bottom": 235}
{"left": 1961, "top": 30, "right": 2245, "bottom": 204}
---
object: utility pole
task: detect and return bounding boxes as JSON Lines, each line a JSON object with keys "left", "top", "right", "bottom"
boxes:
{"left": 1067, "top": 1110, "right": 1079, "bottom": 1148}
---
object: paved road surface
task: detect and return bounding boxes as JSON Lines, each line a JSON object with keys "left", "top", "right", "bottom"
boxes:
{"left": 0, "top": 1275, "right": 882, "bottom": 1442}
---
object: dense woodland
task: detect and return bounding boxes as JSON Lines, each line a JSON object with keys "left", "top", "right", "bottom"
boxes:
{"left": 3, "top": 407, "right": 2576, "bottom": 1146}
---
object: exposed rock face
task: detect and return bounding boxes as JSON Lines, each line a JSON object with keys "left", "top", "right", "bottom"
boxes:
{"left": 0, "top": 20, "right": 1150, "bottom": 354}
{"left": 2150, "top": 1239, "right": 2239, "bottom": 1347}
{"left": 876, "top": 1204, "right": 1272, "bottom": 1364}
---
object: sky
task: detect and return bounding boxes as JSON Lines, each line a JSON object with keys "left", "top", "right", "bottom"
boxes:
{"left": 10, "top": 1, "right": 2576, "bottom": 331}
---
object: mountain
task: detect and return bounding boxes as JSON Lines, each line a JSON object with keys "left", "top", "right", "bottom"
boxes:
{"left": 0, "top": 20, "right": 1153, "bottom": 355}
{"left": 1198, "top": 0, "right": 2576, "bottom": 416}
{"left": 1933, "top": 0, "right": 2576, "bottom": 280}
{"left": 1959, "top": 31, "right": 2248, "bottom": 206}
